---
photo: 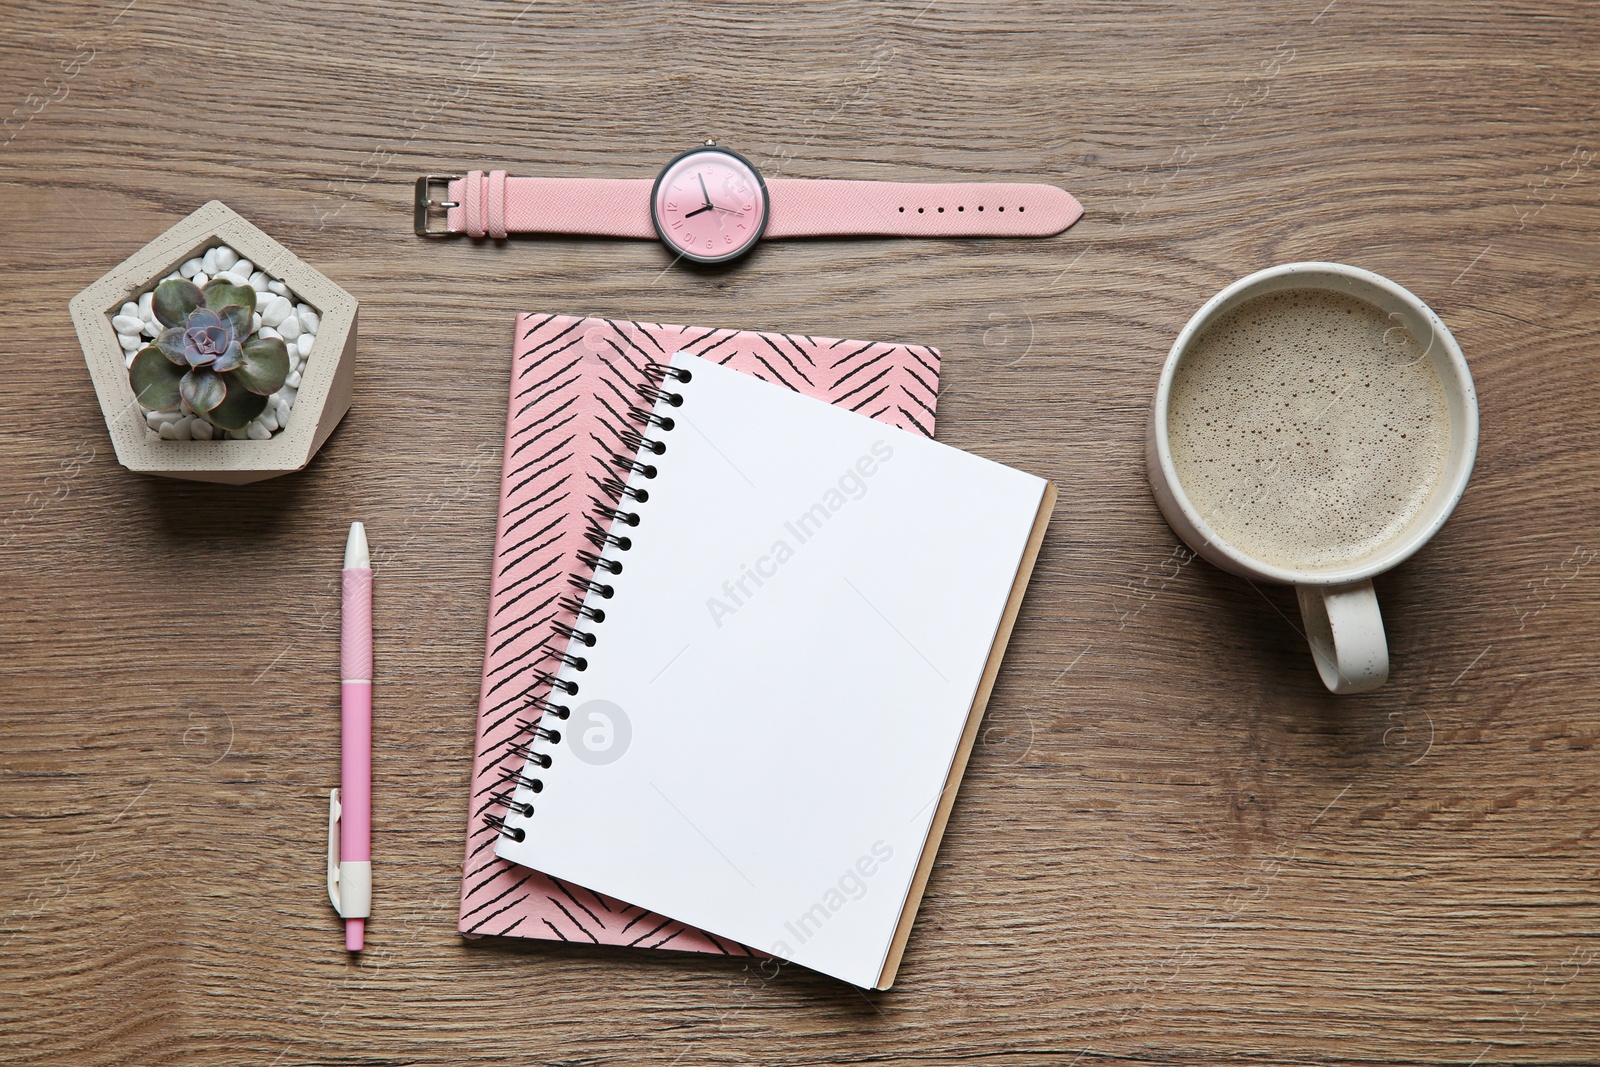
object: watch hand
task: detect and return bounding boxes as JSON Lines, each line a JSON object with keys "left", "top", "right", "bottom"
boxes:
{"left": 697, "top": 173, "right": 713, "bottom": 207}
{"left": 710, "top": 205, "right": 744, "bottom": 216}
{"left": 683, "top": 204, "right": 713, "bottom": 218}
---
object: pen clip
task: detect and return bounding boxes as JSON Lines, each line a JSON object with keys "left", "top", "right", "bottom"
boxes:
{"left": 327, "top": 787, "right": 343, "bottom": 915}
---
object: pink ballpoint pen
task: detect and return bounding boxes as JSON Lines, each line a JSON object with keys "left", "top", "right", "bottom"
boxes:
{"left": 327, "top": 522, "right": 372, "bottom": 951}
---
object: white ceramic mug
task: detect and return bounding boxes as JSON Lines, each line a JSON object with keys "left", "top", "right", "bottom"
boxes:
{"left": 1146, "top": 263, "right": 1479, "bottom": 694}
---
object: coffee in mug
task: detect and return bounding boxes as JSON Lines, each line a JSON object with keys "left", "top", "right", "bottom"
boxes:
{"left": 1166, "top": 289, "right": 1452, "bottom": 572}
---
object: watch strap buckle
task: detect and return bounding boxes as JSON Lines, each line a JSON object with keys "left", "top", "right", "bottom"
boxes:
{"left": 414, "top": 175, "right": 461, "bottom": 237}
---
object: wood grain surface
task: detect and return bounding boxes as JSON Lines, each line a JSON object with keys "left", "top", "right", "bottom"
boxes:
{"left": 2, "top": 1, "right": 1597, "bottom": 1064}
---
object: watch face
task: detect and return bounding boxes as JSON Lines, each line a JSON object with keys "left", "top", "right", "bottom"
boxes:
{"left": 651, "top": 146, "right": 768, "bottom": 264}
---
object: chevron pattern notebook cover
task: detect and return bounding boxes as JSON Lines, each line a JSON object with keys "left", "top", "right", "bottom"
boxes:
{"left": 460, "top": 314, "right": 940, "bottom": 951}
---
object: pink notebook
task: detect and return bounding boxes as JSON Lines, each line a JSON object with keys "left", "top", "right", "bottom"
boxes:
{"left": 460, "top": 314, "right": 941, "bottom": 952}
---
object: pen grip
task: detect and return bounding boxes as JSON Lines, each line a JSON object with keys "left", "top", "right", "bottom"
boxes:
{"left": 341, "top": 568, "right": 372, "bottom": 681}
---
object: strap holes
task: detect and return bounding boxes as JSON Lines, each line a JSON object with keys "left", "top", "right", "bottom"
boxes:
{"left": 1018, "top": 206, "right": 1024, "bottom": 212}
{"left": 917, "top": 207, "right": 924, "bottom": 213}
{"left": 957, "top": 205, "right": 964, "bottom": 212}
{"left": 977, "top": 205, "right": 984, "bottom": 211}
{"left": 937, "top": 207, "right": 944, "bottom": 213}
{"left": 998, "top": 206, "right": 1005, "bottom": 212}
{"left": 898, "top": 206, "right": 905, "bottom": 213}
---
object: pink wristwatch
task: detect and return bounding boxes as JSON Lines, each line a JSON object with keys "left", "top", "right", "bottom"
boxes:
{"left": 416, "top": 141, "right": 1082, "bottom": 264}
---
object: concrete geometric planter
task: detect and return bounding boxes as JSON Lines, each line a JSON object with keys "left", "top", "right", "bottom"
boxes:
{"left": 69, "top": 200, "right": 357, "bottom": 484}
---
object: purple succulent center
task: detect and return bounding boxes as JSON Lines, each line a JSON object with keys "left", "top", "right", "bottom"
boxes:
{"left": 187, "top": 323, "right": 232, "bottom": 356}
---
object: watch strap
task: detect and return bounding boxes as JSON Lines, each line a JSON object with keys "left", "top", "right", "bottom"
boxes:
{"left": 443, "top": 169, "right": 1081, "bottom": 240}
{"left": 764, "top": 179, "right": 1082, "bottom": 238}
{"left": 446, "top": 171, "right": 656, "bottom": 239}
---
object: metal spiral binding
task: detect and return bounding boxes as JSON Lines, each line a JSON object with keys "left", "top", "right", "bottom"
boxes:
{"left": 483, "top": 361, "right": 692, "bottom": 840}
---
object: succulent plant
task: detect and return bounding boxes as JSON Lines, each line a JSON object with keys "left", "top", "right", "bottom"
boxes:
{"left": 127, "top": 278, "right": 290, "bottom": 431}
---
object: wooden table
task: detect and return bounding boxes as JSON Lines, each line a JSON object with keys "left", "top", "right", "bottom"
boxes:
{"left": 3, "top": 2, "right": 1596, "bottom": 1064}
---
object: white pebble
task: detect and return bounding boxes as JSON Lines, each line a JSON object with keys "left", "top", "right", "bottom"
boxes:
{"left": 201, "top": 248, "right": 219, "bottom": 274}
{"left": 280, "top": 385, "right": 298, "bottom": 408}
{"left": 124, "top": 352, "right": 136, "bottom": 369}
{"left": 138, "top": 292, "right": 154, "bottom": 316}
{"left": 145, "top": 409, "right": 177, "bottom": 430}
{"left": 225, "top": 427, "right": 248, "bottom": 440}
{"left": 297, "top": 306, "right": 319, "bottom": 333}
{"left": 296, "top": 333, "right": 313, "bottom": 358}
{"left": 260, "top": 296, "right": 292, "bottom": 328}
{"left": 285, "top": 369, "right": 302, "bottom": 389}
{"left": 266, "top": 280, "right": 288, "bottom": 297}
{"left": 120, "top": 301, "right": 138, "bottom": 318}
{"left": 277, "top": 315, "right": 301, "bottom": 341}
{"left": 254, "top": 290, "right": 272, "bottom": 311}
{"left": 179, "top": 258, "right": 203, "bottom": 278}
{"left": 231, "top": 259, "right": 252, "bottom": 278}
{"left": 142, "top": 319, "right": 160, "bottom": 338}
{"left": 214, "top": 246, "right": 238, "bottom": 271}
{"left": 248, "top": 271, "right": 269, "bottom": 292}
{"left": 158, "top": 420, "right": 188, "bottom": 440}
{"left": 213, "top": 271, "right": 248, "bottom": 287}
{"left": 163, "top": 272, "right": 181, "bottom": 283}
{"left": 258, "top": 326, "right": 282, "bottom": 341}
{"left": 112, "top": 314, "right": 143, "bottom": 333}
{"left": 246, "top": 421, "right": 272, "bottom": 440}
{"left": 117, "top": 332, "right": 141, "bottom": 351}
{"left": 192, "top": 272, "right": 209, "bottom": 288}
{"left": 252, "top": 313, "right": 262, "bottom": 333}
{"left": 179, "top": 396, "right": 195, "bottom": 415}
{"left": 191, "top": 418, "right": 214, "bottom": 440}
{"left": 258, "top": 408, "right": 280, "bottom": 432}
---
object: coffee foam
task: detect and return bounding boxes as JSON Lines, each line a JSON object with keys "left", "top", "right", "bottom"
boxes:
{"left": 1167, "top": 288, "right": 1451, "bottom": 572}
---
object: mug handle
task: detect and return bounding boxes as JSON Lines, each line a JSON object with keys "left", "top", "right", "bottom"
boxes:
{"left": 1295, "top": 580, "right": 1389, "bottom": 694}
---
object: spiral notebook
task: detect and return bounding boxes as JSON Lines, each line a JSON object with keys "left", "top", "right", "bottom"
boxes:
{"left": 461, "top": 314, "right": 942, "bottom": 955}
{"left": 489, "top": 353, "right": 1055, "bottom": 988}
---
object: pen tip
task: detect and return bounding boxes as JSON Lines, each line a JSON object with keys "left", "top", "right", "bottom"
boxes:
{"left": 344, "top": 522, "right": 369, "bottom": 569}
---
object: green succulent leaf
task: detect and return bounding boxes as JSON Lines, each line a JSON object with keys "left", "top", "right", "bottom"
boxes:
{"left": 218, "top": 303, "right": 252, "bottom": 338}
{"left": 128, "top": 346, "right": 183, "bottom": 410}
{"left": 152, "top": 279, "right": 203, "bottom": 327}
{"left": 204, "top": 282, "right": 256, "bottom": 317}
{"left": 155, "top": 326, "right": 189, "bottom": 365}
{"left": 179, "top": 368, "right": 227, "bottom": 414}
{"left": 211, "top": 340, "right": 245, "bottom": 374}
{"left": 206, "top": 375, "right": 269, "bottom": 430}
{"left": 235, "top": 336, "right": 290, "bottom": 395}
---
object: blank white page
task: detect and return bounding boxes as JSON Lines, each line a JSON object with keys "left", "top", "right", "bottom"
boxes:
{"left": 496, "top": 351, "right": 1046, "bottom": 988}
